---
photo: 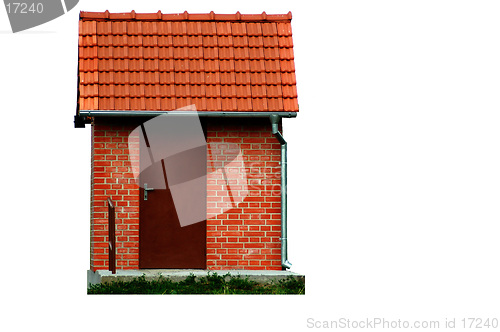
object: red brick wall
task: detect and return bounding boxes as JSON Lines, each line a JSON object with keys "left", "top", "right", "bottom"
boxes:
{"left": 206, "top": 118, "right": 283, "bottom": 270}
{"left": 89, "top": 117, "right": 282, "bottom": 271}
{"left": 90, "top": 118, "right": 140, "bottom": 271}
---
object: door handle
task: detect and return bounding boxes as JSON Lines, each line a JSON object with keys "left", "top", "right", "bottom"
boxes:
{"left": 144, "top": 183, "right": 154, "bottom": 200}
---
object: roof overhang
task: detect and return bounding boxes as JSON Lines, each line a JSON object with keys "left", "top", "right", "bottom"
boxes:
{"left": 75, "top": 111, "right": 297, "bottom": 127}
{"left": 79, "top": 110, "right": 298, "bottom": 118}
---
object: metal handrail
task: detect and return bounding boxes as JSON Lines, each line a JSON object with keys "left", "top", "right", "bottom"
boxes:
{"left": 107, "top": 197, "right": 116, "bottom": 274}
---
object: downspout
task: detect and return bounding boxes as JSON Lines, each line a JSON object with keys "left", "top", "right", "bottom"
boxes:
{"left": 270, "top": 114, "right": 292, "bottom": 270}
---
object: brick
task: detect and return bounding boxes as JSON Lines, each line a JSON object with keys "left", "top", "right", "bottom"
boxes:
{"left": 223, "top": 243, "right": 244, "bottom": 248}
{"left": 221, "top": 254, "right": 243, "bottom": 260}
{"left": 221, "top": 231, "right": 242, "bottom": 237}
{"left": 123, "top": 254, "right": 139, "bottom": 260}
{"left": 244, "top": 242, "right": 265, "bottom": 248}
{"left": 245, "top": 231, "right": 265, "bottom": 237}
{"left": 245, "top": 219, "right": 265, "bottom": 225}
{"left": 94, "top": 136, "right": 112, "bottom": 143}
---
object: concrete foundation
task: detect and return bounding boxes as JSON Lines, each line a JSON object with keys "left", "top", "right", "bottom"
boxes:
{"left": 87, "top": 269, "right": 305, "bottom": 289}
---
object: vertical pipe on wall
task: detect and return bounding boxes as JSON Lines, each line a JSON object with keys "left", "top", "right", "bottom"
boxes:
{"left": 107, "top": 197, "right": 116, "bottom": 274}
{"left": 270, "top": 114, "right": 292, "bottom": 270}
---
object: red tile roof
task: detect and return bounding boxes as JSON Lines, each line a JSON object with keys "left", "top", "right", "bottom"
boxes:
{"left": 78, "top": 11, "right": 299, "bottom": 113}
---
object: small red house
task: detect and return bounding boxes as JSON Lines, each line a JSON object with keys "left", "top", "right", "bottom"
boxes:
{"left": 75, "top": 11, "right": 299, "bottom": 272}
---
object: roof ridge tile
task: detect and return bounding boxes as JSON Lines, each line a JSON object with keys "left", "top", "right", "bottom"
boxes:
{"left": 80, "top": 11, "right": 292, "bottom": 23}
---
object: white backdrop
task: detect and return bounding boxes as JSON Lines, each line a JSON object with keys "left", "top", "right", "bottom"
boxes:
{"left": 1, "top": 0, "right": 499, "bottom": 330}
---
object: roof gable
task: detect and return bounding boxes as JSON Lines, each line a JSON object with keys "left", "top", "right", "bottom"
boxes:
{"left": 78, "top": 11, "right": 298, "bottom": 112}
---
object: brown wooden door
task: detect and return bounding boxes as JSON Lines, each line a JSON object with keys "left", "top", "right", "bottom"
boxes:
{"left": 138, "top": 122, "right": 207, "bottom": 269}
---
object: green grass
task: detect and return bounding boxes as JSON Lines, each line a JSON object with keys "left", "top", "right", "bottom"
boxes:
{"left": 88, "top": 272, "right": 305, "bottom": 295}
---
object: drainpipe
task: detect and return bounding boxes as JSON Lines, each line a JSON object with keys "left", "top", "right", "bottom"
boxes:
{"left": 270, "top": 114, "right": 292, "bottom": 270}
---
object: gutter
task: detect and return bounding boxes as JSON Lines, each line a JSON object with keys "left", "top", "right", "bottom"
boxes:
{"left": 270, "top": 114, "right": 292, "bottom": 270}
{"left": 76, "top": 110, "right": 297, "bottom": 125}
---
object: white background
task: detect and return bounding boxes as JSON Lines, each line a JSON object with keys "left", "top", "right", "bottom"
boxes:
{"left": 1, "top": 0, "right": 499, "bottom": 330}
